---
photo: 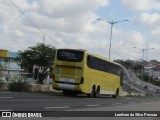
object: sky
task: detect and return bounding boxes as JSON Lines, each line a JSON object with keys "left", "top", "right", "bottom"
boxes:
{"left": 0, "top": 0, "right": 160, "bottom": 61}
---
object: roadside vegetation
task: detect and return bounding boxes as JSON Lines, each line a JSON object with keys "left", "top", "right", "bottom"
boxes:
{"left": 8, "top": 80, "right": 32, "bottom": 92}
{"left": 0, "top": 80, "right": 6, "bottom": 91}
{"left": 17, "top": 43, "right": 56, "bottom": 84}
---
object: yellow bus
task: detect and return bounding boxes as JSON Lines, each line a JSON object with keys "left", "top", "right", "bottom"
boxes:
{"left": 52, "top": 49, "right": 124, "bottom": 98}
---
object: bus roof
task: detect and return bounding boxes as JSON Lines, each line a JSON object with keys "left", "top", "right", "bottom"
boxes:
{"left": 57, "top": 48, "right": 123, "bottom": 67}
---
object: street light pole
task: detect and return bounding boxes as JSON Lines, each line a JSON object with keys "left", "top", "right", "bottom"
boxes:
{"left": 133, "top": 47, "right": 154, "bottom": 81}
{"left": 109, "top": 21, "right": 113, "bottom": 60}
{"left": 97, "top": 19, "right": 128, "bottom": 59}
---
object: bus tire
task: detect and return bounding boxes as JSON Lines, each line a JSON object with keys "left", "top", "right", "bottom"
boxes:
{"left": 112, "top": 88, "right": 119, "bottom": 98}
{"left": 95, "top": 86, "right": 100, "bottom": 98}
{"left": 88, "top": 85, "right": 96, "bottom": 98}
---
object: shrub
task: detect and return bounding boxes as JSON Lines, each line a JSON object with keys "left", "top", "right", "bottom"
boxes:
{"left": 154, "top": 81, "right": 160, "bottom": 86}
{"left": 0, "top": 81, "right": 6, "bottom": 91}
{"left": 9, "top": 81, "right": 32, "bottom": 92}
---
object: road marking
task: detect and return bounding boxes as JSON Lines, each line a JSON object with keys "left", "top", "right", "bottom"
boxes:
{"left": 0, "top": 109, "right": 12, "bottom": 111}
{"left": 44, "top": 106, "right": 70, "bottom": 109}
{"left": 86, "top": 104, "right": 100, "bottom": 107}
{"left": 111, "top": 103, "right": 122, "bottom": 106}
{"left": 129, "top": 102, "right": 136, "bottom": 104}
{"left": 0, "top": 97, "right": 14, "bottom": 99}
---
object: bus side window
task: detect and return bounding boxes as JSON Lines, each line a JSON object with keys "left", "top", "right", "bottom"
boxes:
{"left": 87, "top": 55, "right": 92, "bottom": 67}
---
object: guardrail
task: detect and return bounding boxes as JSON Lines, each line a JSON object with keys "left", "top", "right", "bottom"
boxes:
{"left": 122, "top": 67, "right": 147, "bottom": 94}
{"left": 121, "top": 91, "right": 146, "bottom": 97}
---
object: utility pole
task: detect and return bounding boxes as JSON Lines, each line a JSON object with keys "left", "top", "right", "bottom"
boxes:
{"left": 146, "top": 44, "right": 148, "bottom": 61}
{"left": 133, "top": 47, "right": 154, "bottom": 81}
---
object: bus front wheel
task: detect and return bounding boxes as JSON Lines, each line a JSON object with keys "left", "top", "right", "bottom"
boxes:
{"left": 112, "top": 89, "right": 119, "bottom": 98}
{"left": 95, "top": 86, "right": 100, "bottom": 98}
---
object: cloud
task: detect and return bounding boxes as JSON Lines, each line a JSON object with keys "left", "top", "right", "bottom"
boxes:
{"left": 133, "top": 12, "right": 160, "bottom": 44}
{"left": 151, "top": 29, "right": 160, "bottom": 40}
{"left": 0, "top": 0, "right": 110, "bottom": 50}
{"left": 12, "top": 0, "right": 39, "bottom": 10}
{"left": 24, "top": 11, "right": 99, "bottom": 33}
{"left": 0, "top": 0, "right": 159, "bottom": 61}
{"left": 19, "top": 0, "right": 109, "bottom": 34}
{"left": 134, "top": 12, "right": 160, "bottom": 28}
{"left": 109, "top": 31, "right": 147, "bottom": 60}
{"left": 121, "top": 0, "right": 160, "bottom": 11}
{"left": 37, "top": 0, "right": 109, "bottom": 18}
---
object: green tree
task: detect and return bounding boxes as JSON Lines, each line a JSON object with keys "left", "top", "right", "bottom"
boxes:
{"left": 133, "top": 64, "right": 142, "bottom": 71}
{"left": 114, "top": 59, "right": 132, "bottom": 69}
{"left": 17, "top": 43, "right": 56, "bottom": 84}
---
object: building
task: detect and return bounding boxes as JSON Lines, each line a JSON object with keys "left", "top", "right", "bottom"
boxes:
{"left": 144, "top": 60, "right": 160, "bottom": 80}
{"left": 0, "top": 49, "right": 23, "bottom": 82}
{"left": 152, "top": 66, "right": 160, "bottom": 80}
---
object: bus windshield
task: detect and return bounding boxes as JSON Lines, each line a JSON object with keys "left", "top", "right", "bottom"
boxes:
{"left": 57, "top": 49, "right": 84, "bottom": 62}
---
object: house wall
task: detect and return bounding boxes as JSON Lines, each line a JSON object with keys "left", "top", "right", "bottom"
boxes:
{"left": 0, "top": 50, "right": 23, "bottom": 82}
{"left": 152, "top": 71, "right": 160, "bottom": 79}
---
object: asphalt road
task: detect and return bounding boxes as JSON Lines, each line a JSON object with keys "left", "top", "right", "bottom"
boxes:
{"left": 1, "top": 92, "right": 160, "bottom": 120}
{"left": 0, "top": 92, "right": 160, "bottom": 112}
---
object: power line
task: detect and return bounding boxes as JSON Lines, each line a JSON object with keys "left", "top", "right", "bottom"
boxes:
{"left": 9, "top": 0, "right": 43, "bottom": 34}
{"left": 43, "top": 32, "right": 66, "bottom": 48}
{"left": 9, "top": 0, "right": 66, "bottom": 48}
